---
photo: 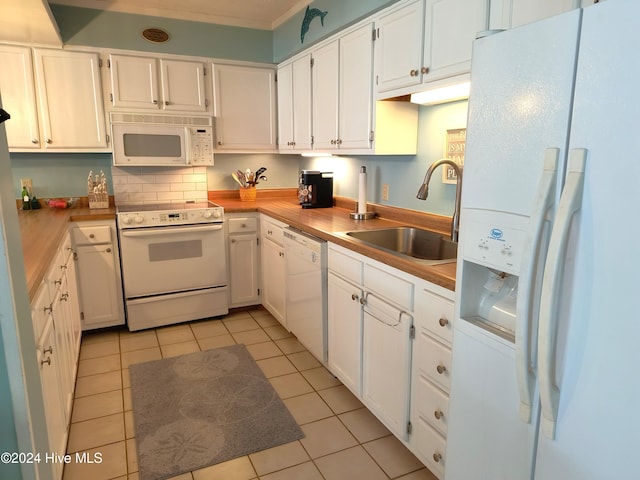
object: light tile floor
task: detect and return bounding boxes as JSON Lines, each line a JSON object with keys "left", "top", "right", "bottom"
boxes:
{"left": 63, "top": 307, "right": 438, "bottom": 480}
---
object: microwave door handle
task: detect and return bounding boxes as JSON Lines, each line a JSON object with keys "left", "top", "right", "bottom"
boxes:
{"left": 120, "top": 224, "right": 223, "bottom": 237}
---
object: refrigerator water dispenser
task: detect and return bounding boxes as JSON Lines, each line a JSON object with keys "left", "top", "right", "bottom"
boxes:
{"left": 459, "top": 260, "right": 518, "bottom": 342}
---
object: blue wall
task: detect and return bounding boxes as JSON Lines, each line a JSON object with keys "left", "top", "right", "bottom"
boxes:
{"left": 273, "top": 0, "right": 400, "bottom": 62}
{"left": 50, "top": 5, "right": 273, "bottom": 63}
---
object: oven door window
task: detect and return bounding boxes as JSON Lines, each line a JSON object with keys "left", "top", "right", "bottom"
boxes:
{"left": 120, "top": 225, "right": 226, "bottom": 298}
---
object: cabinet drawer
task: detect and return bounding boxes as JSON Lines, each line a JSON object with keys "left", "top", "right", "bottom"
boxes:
{"left": 261, "top": 218, "right": 286, "bottom": 246}
{"left": 72, "top": 225, "right": 111, "bottom": 245}
{"left": 228, "top": 217, "right": 258, "bottom": 234}
{"left": 420, "top": 334, "right": 452, "bottom": 393}
{"left": 416, "top": 289, "right": 454, "bottom": 345}
{"left": 328, "top": 247, "right": 363, "bottom": 285}
{"left": 415, "top": 374, "right": 449, "bottom": 437}
{"left": 364, "top": 263, "right": 413, "bottom": 309}
{"left": 414, "top": 419, "right": 446, "bottom": 479}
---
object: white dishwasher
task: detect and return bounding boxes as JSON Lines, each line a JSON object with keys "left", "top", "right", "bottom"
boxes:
{"left": 283, "top": 227, "right": 328, "bottom": 363}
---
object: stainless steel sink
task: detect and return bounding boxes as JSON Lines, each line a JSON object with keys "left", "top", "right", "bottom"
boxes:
{"left": 341, "top": 227, "right": 457, "bottom": 264}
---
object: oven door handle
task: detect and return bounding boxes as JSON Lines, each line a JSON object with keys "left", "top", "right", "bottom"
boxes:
{"left": 120, "top": 224, "right": 223, "bottom": 237}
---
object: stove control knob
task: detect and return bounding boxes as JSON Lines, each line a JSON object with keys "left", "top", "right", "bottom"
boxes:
{"left": 121, "top": 216, "right": 132, "bottom": 225}
{"left": 212, "top": 210, "right": 221, "bottom": 218}
{"left": 202, "top": 210, "right": 213, "bottom": 219}
{"left": 134, "top": 215, "right": 144, "bottom": 224}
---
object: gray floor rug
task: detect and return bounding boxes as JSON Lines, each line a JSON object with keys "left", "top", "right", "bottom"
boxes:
{"left": 129, "top": 344, "right": 304, "bottom": 480}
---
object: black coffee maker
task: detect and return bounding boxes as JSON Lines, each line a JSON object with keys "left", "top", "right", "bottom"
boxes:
{"left": 298, "top": 170, "right": 333, "bottom": 208}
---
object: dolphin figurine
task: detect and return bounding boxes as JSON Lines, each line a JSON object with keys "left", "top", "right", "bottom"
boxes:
{"left": 301, "top": 5, "right": 328, "bottom": 43}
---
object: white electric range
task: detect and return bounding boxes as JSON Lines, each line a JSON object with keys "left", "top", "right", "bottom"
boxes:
{"left": 116, "top": 201, "right": 228, "bottom": 331}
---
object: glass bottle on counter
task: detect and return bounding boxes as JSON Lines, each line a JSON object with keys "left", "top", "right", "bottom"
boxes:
{"left": 21, "top": 186, "right": 30, "bottom": 210}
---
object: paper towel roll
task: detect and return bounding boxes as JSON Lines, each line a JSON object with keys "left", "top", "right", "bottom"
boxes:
{"left": 358, "top": 166, "right": 367, "bottom": 214}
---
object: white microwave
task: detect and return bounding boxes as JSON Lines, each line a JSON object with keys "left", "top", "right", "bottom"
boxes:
{"left": 111, "top": 113, "right": 214, "bottom": 167}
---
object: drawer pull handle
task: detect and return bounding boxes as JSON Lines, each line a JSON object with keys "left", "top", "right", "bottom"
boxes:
{"left": 41, "top": 357, "right": 51, "bottom": 366}
{"left": 433, "top": 452, "right": 442, "bottom": 463}
{"left": 43, "top": 346, "right": 53, "bottom": 355}
{"left": 434, "top": 409, "right": 443, "bottom": 420}
{"left": 106, "top": 248, "right": 112, "bottom": 253}
{"left": 439, "top": 317, "right": 449, "bottom": 327}
{"left": 89, "top": 233, "right": 95, "bottom": 239}
{"left": 436, "top": 364, "right": 447, "bottom": 374}
{"left": 351, "top": 293, "right": 359, "bottom": 302}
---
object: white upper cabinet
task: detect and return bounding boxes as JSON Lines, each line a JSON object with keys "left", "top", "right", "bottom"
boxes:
{"left": 212, "top": 63, "right": 277, "bottom": 151}
{"left": 109, "top": 54, "right": 208, "bottom": 112}
{"left": 374, "top": 0, "right": 425, "bottom": 94}
{"left": 374, "top": 0, "right": 489, "bottom": 98}
{"left": 0, "top": 45, "right": 40, "bottom": 149}
{"left": 33, "top": 49, "right": 108, "bottom": 151}
{"left": 0, "top": 46, "right": 108, "bottom": 152}
{"left": 277, "top": 53, "right": 312, "bottom": 152}
{"left": 423, "top": 0, "right": 490, "bottom": 83}
{"left": 312, "top": 22, "right": 374, "bottom": 152}
{"left": 489, "top": 0, "right": 583, "bottom": 30}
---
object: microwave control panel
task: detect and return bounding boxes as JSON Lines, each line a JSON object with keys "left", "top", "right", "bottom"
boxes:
{"left": 189, "top": 127, "right": 214, "bottom": 165}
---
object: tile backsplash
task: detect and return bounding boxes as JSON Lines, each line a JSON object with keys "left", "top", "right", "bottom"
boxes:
{"left": 112, "top": 166, "right": 208, "bottom": 205}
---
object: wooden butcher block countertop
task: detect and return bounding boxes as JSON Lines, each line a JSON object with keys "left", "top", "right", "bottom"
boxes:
{"left": 18, "top": 190, "right": 456, "bottom": 303}
{"left": 18, "top": 202, "right": 117, "bottom": 301}
{"left": 212, "top": 190, "right": 456, "bottom": 291}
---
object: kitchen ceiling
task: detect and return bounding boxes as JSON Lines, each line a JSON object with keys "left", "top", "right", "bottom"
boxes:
{"left": 47, "top": 0, "right": 313, "bottom": 30}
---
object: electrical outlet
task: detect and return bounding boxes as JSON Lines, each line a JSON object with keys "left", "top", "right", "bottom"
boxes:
{"left": 382, "top": 183, "right": 389, "bottom": 201}
{"left": 20, "top": 178, "right": 32, "bottom": 192}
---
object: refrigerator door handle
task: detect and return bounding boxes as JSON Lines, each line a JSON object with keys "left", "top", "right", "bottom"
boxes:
{"left": 538, "top": 148, "right": 587, "bottom": 440}
{"left": 515, "top": 148, "right": 559, "bottom": 424}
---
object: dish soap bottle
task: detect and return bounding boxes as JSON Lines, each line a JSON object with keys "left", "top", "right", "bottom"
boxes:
{"left": 21, "top": 186, "right": 30, "bottom": 210}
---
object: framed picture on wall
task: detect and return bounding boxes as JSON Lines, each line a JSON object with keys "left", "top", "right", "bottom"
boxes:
{"left": 443, "top": 128, "right": 466, "bottom": 184}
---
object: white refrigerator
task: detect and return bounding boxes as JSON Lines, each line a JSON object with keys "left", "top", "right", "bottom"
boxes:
{"left": 446, "top": 1, "right": 640, "bottom": 479}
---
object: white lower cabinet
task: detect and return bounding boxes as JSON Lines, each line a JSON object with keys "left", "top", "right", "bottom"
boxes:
{"left": 327, "top": 271, "right": 363, "bottom": 395}
{"left": 31, "top": 231, "right": 82, "bottom": 480}
{"left": 327, "top": 242, "right": 455, "bottom": 479}
{"left": 71, "top": 221, "right": 125, "bottom": 330}
{"left": 226, "top": 214, "right": 260, "bottom": 307}
{"left": 260, "top": 215, "right": 288, "bottom": 326}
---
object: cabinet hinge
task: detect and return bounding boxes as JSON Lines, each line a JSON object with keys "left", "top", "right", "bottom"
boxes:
{"left": 311, "top": 135, "right": 315, "bottom": 146}
{"left": 106, "top": 134, "right": 110, "bottom": 145}
{"left": 274, "top": 72, "right": 277, "bottom": 82}
{"left": 372, "top": 28, "right": 378, "bottom": 41}
{"left": 410, "top": 325, "right": 415, "bottom": 339}
{"left": 109, "top": 93, "right": 114, "bottom": 103}
{"left": 369, "top": 130, "right": 375, "bottom": 142}
{"left": 99, "top": 58, "right": 103, "bottom": 68}
{"left": 257, "top": 288, "right": 261, "bottom": 296}
{"left": 80, "top": 312, "right": 84, "bottom": 320}
{"left": 107, "top": 58, "right": 111, "bottom": 68}
{"left": 203, "top": 66, "right": 207, "bottom": 76}
{"left": 205, "top": 98, "right": 210, "bottom": 108}
{"left": 407, "top": 421, "right": 413, "bottom": 435}
{"left": 257, "top": 237, "right": 260, "bottom": 246}
{"left": 310, "top": 57, "right": 314, "bottom": 68}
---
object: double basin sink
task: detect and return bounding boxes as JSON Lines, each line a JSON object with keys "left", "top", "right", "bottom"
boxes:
{"left": 338, "top": 226, "right": 457, "bottom": 265}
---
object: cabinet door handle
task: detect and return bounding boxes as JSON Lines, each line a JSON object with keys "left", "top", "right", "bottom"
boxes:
{"left": 164, "top": 101, "right": 170, "bottom": 106}
{"left": 433, "top": 452, "right": 442, "bottom": 463}
{"left": 434, "top": 409, "right": 443, "bottom": 420}
{"left": 43, "top": 346, "right": 53, "bottom": 355}
{"left": 41, "top": 357, "right": 52, "bottom": 366}
{"left": 32, "top": 139, "right": 39, "bottom": 144}
{"left": 436, "top": 364, "right": 447, "bottom": 374}
{"left": 46, "top": 138, "right": 52, "bottom": 144}
{"left": 439, "top": 317, "right": 449, "bottom": 327}
{"left": 106, "top": 248, "right": 112, "bottom": 253}
{"left": 231, "top": 239, "right": 236, "bottom": 243}
{"left": 410, "top": 69, "right": 419, "bottom": 77}
{"left": 89, "top": 233, "right": 95, "bottom": 239}
{"left": 351, "top": 293, "right": 359, "bottom": 302}
{"left": 152, "top": 99, "right": 158, "bottom": 104}
{"left": 421, "top": 66, "right": 429, "bottom": 75}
